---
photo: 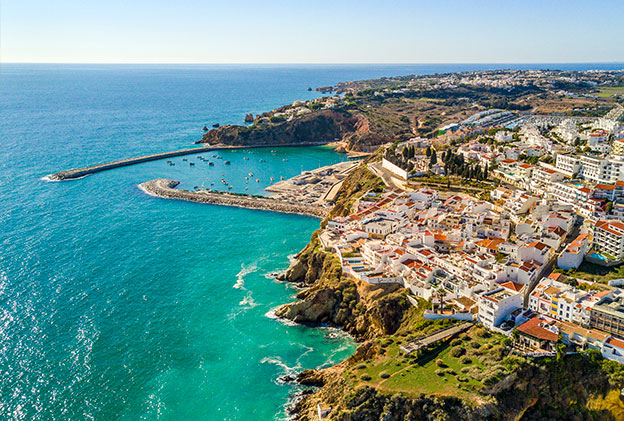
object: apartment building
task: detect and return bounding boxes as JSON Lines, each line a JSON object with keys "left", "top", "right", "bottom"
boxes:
{"left": 594, "top": 220, "right": 624, "bottom": 260}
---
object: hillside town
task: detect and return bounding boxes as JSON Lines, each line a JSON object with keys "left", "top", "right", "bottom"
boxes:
{"left": 322, "top": 102, "right": 624, "bottom": 363}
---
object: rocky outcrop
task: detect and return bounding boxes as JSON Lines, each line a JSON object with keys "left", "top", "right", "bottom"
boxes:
{"left": 199, "top": 110, "right": 357, "bottom": 147}
{"left": 244, "top": 113, "right": 254, "bottom": 123}
{"left": 275, "top": 237, "right": 412, "bottom": 340}
{"left": 198, "top": 109, "right": 394, "bottom": 152}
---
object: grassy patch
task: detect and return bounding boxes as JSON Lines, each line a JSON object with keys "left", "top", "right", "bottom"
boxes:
{"left": 343, "top": 326, "right": 513, "bottom": 400}
{"left": 557, "top": 260, "right": 624, "bottom": 284}
{"left": 594, "top": 86, "right": 624, "bottom": 98}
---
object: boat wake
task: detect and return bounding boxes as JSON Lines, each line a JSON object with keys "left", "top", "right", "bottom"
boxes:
{"left": 233, "top": 262, "right": 257, "bottom": 290}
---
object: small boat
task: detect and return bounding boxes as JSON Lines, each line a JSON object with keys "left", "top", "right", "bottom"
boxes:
{"left": 210, "top": 182, "right": 214, "bottom": 186}
{"left": 208, "top": 162, "right": 214, "bottom": 166}
{"left": 245, "top": 187, "right": 248, "bottom": 190}
{"left": 243, "top": 157, "right": 249, "bottom": 160}
{"left": 182, "top": 158, "right": 188, "bottom": 161}
{"left": 245, "top": 176, "right": 248, "bottom": 180}
{"left": 259, "top": 159, "right": 265, "bottom": 163}
{"left": 189, "top": 162, "right": 195, "bottom": 166}
{"left": 270, "top": 177, "right": 274, "bottom": 182}
{"left": 271, "top": 150, "right": 276, "bottom": 153}
{"left": 228, "top": 186, "right": 232, "bottom": 189}
{"left": 280, "top": 176, "right": 284, "bottom": 180}
{"left": 194, "top": 185, "right": 198, "bottom": 189}
{"left": 282, "top": 159, "right": 288, "bottom": 162}
{"left": 224, "top": 161, "right": 231, "bottom": 165}
{"left": 248, "top": 172, "right": 253, "bottom": 177}
{"left": 256, "top": 178, "right": 260, "bottom": 183}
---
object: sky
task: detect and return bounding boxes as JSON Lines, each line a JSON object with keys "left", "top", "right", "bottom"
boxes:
{"left": 2, "top": 0, "right": 624, "bottom": 64}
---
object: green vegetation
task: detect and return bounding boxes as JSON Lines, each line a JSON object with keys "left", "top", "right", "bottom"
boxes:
{"left": 594, "top": 86, "right": 624, "bottom": 98}
{"left": 343, "top": 324, "right": 513, "bottom": 400}
{"left": 556, "top": 260, "right": 624, "bottom": 284}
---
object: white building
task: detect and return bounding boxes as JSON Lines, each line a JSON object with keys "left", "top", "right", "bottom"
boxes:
{"left": 594, "top": 220, "right": 624, "bottom": 261}
{"left": 478, "top": 281, "right": 524, "bottom": 329}
{"left": 558, "top": 233, "right": 589, "bottom": 270}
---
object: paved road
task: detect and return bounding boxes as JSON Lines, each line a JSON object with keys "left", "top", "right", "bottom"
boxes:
{"left": 367, "top": 162, "right": 407, "bottom": 190}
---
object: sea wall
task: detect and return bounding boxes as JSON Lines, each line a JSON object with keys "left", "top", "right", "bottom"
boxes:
{"left": 47, "top": 142, "right": 331, "bottom": 181}
{"left": 138, "top": 178, "right": 328, "bottom": 218}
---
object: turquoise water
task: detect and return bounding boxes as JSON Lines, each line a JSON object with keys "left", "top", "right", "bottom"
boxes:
{"left": 2, "top": 63, "right": 624, "bottom": 420}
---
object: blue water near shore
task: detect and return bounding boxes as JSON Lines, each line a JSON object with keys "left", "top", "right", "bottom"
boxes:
{"left": 1, "top": 63, "right": 623, "bottom": 420}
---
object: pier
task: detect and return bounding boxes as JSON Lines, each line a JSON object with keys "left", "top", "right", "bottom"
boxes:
{"left": 139, "top": 179, "right": 328, "bottom": 218}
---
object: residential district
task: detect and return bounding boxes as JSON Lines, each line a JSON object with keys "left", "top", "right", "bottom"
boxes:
{"left": 320, "top": 103, "right": 624, "bottom": 363}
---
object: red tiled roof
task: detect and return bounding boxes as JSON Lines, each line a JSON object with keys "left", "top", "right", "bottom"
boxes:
{"left": 517, "top": 318, "right": 558, "bottom": 342}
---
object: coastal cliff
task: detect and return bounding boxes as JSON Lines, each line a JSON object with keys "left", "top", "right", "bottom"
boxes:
{"left": 198, "top": 109, "right": 395, "bottom": 152}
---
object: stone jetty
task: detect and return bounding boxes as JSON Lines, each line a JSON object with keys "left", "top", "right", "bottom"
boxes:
{"left": 139, "top": 179, "right": 328, "bottom": 218}
{"left": 47, "top": 145, "right": 229, "bottom": 181}
{"left": 47, "top": 142, "right": 332, "bottom": 181}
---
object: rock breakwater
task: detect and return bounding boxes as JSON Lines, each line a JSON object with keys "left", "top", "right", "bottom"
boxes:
{"left": 139, "top": 179, "right": 328, "bottom": 218}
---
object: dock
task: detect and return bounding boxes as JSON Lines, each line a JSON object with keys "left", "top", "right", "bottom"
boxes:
{"left": 399, "top": 322, "right": 474, "bottom": 354}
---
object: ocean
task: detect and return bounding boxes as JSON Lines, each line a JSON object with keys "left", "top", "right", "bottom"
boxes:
{"left": 1, "top": 63, "right": 623, "bottom": 420}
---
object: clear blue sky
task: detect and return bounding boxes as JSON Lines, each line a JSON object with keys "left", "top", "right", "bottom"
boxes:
{"left": 2, "top": 0, "right": 623, "bottom": 63}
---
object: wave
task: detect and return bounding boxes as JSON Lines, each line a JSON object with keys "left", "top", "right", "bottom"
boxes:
{"left": 264, "top": 269, "right": 286, "bottom": 280}
{"left": 233, "top": 262, "right": 258, "bottom": 290}
{"left": 264, "top": 307, "right": 298, "bottom": 327}
{"left": 239, "top": 292, "right": 258, "bottom": 308}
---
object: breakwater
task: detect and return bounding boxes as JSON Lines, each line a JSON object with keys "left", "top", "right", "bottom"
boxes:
{"left": 46, "top": 145, "right": 232, "bottom": 181}
{"left": 47, "top": 142, "right": 332, "bottom": 181}
{"left": 139, "top": 179, "right": 328, "bottom": 218}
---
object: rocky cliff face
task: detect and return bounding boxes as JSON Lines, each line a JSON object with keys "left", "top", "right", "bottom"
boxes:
{"left": 198, "top": 109, "right": 394, "bottom": 152}
{"left": 275, "top": 236, "right": 412, "bottom": 341}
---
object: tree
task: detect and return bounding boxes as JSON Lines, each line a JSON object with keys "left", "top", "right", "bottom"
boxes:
{"left": 429, "top": 150, "right": 437, "bottom": 167}
{"left": 484, "top": 165, "right": 489, "bottom": 180}
{"left": 425, "top": 146, "right": 432, "bottom": 157}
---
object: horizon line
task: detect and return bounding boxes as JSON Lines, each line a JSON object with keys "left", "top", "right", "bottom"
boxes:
{"left": 2, "top": 61, "right": 624, "bottom": 66}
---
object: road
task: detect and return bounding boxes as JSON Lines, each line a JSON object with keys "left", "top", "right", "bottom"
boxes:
{"left": 367, "top": 162, "right": 407, "bottom": 190}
